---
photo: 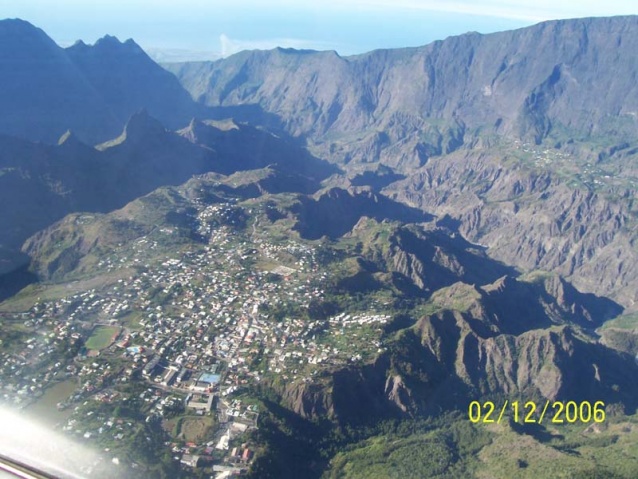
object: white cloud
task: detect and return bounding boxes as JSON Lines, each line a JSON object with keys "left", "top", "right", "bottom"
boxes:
{"left": 145, "top": 47, "right": 221, "bottom": 63}
{"left": 219, "top": 33, "right": 344, "bottom": 57}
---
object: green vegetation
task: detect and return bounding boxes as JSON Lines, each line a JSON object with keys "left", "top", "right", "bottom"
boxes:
{"left": 519, "top": 270, "right": 554, "bottom": 284}
{"left": 470, "top": 416, "right": 638, "bottom": 479}
{"left": 324, "top": 420, "right": 489, "bottom": 479}
{"left": 599, "top": 313, "right": 638, "bottom": 332}
{"left": 0, "top": 321, "right": 31, "bottom": 353}
{"left": 429, "top": 282, "right": 481, "bottom": 313}
{"left": 598, "top": 313, "right": 638, "bottom": 354}
{"left": 85, "top": 325, "right": 120, "bottom": 350}
{"left": 246, "top": 408, "right": 491, "bottom": 479}
{"left": 327, "top": 435, "right": 453, "bottom": 478}
{"left": 164, "top": 414, "right": 216, "bottom": 443}
{"left": 120, "top": 310, "right": 144, "bottom": 330}
{"left": 4, "top": 166, "right": 638, "bottom": 479}
{"left": 250, "top": 410, "right": 638, "bottom": 479}
{"left": 0, "top": 268, "right": 135, "bottom": 312}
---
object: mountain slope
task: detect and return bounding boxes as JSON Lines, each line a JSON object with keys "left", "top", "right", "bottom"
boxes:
{"left": 66, "top": 36, "right": 198, "bottom": 134}
{"left": 385, "top": 146, "right": 638, "bottom": 308}
{"left": 0, "top": 112, "right": 334, "bottom": 278}
{"left": 18, "top": 173, "right": 630, "bottom": 418}
{"left": 5, "top": 165, "right": 636, "bottom": 478}
{"left": 168, "top": 16, "right": 638, "bottom": 147}
{"left": 167, "top": 16, "right": 638, "bottom": 310}
{"left": 0, "top": 19, "right": 199, "bottom": 144}
{"left": 0, "top": 19, "right": 117, "bottom": 144}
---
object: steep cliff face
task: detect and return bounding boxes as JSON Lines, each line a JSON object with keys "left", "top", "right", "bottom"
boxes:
{"left": 386, "top": 148, "right": 638, "bottom": 308}
{"left": 170, "top": 16, "right": 638, "bottom": 147}
{"left": 403, "top": 271, "right": 633, "bottom": 408}
{"left": 376, "top": 226, "right": 514, "bottom": 295}
{"left": 292, "top": 188, "right": 430, "bottom": 240}
{"left": 177, "top": 118, "right": 338, "bottom": 181}
{"left": 275, "top": 311, "right": 637, "bottom": 424}
{"left": 197, "top": 24, "right": 638, "bottom": 313}
{"left": 279, "top": 380, "right": 336, "bottom": 420}
{"left": 165, "top": 16, "right": 638, "bottom": 312}
{"left": 0, "top": 19, "right": 117, "bottom": 143}
{"left": 66, "top": 35, "right": 198, "bottom": 134}
{"left": 415, "top": 316, "right": 638, "bottom": 406}
{"left": 262, "top": 227, "right": 629, "bottom": 424}
{"left": 275, "top": 355, "right": 412, "bottom": 424}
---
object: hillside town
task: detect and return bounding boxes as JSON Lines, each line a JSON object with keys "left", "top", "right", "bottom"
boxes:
{"left": 0, "top": 202, "right": 391, "bottom": 476}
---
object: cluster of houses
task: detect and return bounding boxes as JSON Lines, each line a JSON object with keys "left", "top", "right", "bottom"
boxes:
{"left": 0, "top": 199, "right": 395, "bottom": 476}
{"left": 512, "top": 139, "right": 623, "bottom": 190}
{"left": 0, "top": 308, "right": 84, "bottom": 408}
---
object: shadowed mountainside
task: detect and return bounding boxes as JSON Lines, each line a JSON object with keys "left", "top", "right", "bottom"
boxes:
{"left": 0, "top": 112, "right": 335, "bottom": 276}
{"left": 168, "top": 16, "right": 638, "bottom": 150}
{"left": 164, "top": 16, "right": 638, "bottom": 310}
{"left": 20, "top": 176, "right": 629, "bottom": 425}
{"left": 0, "top": 19, "right": 200, "bottom": 144}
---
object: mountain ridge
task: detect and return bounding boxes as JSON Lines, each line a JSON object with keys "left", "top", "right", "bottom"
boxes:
{"left": 163, "top": 16, "right": 638, "bottom": 309}
{"left": 0, "top": 18, "right": 201, "bottom": 144}
{"left": 17, "top": 170, "right": 632, "bottom": 424}
{"left": 167, "top": 15, "right": 638, "bottom": 147}
{"left": 0, "top": 112, "right": 334, "bottom": 278}
{"left": 4, "top": 16, "right": 638, "bottom": 478}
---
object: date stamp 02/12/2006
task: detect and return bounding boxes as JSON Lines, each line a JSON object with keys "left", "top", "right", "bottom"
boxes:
{"left": 468, "top": 400, "right": 606, "bottom": 425}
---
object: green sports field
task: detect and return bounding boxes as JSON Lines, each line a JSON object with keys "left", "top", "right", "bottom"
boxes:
{"left": 85, "top": 326, "right": 119, "bottom": 350}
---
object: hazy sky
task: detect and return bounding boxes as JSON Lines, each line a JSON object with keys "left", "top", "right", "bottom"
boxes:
{"left": 2, "top": 1, "right": 637, "bottom": 60}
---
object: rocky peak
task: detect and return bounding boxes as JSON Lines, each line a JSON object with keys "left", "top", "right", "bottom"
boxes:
{"left": 480, "top": 275, "right": 517, "bottom": 295}
{"left": 70, "top": 34, "right": 147, "bottom": 58}
{"left": 179, "top": 118, "right": 209, "bottom": 144}
{"left": 178, "top": 118, "right": 238, "bottom": 147}
{"left": 95, "top": 110, "right": 168, "bottom": 150}
{"left": 124, "top": 109, "right": 166, "bottom": 138}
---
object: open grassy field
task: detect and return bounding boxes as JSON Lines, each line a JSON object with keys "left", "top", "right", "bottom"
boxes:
{"left": 599, "top": 312, "right": 638, "bottom": 332}
{"left": 85, "top": 325, "right": 120, "bottom": 350}
{"left": 0, "top": 267, "right": 136, "bottom": 313}
{"left": 164, "top": 415, "right": 216, "bottom": 443}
